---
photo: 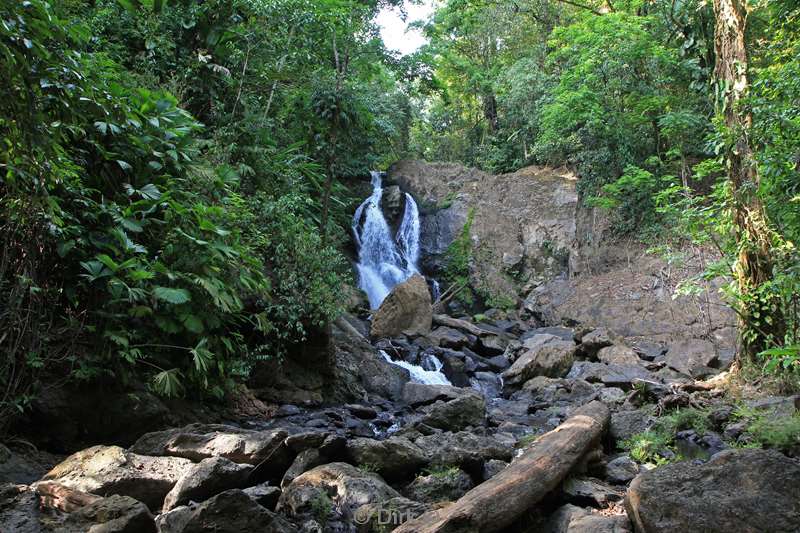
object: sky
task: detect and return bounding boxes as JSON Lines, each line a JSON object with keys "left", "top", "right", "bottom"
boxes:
{"left": 376, "top": 1, "right": 436, "bottom": 55}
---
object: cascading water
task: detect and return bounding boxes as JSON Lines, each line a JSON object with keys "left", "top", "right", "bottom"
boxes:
{"left": 352, "top": 171, "right": 421, "bottom": 309}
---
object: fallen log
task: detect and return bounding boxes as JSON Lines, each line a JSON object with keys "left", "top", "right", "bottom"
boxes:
{"left": 34, "top": 481, "right": 102, "bottom": 512}
{"left": 432, "top": 314, "right": 493, "bottom": 338}
{"left": 393, "top": 400, "right": 610, "bottom": 533}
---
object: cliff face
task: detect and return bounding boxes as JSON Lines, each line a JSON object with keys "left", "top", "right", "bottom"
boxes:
{"left": 386, "top": 159, "right": 736, "bottom": 353}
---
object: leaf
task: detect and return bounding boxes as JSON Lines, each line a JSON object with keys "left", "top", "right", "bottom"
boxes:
{"left": 181, "top": 314, "right": 204, "bottom": 333}
{"left": 153, "top": 286, "right": 191, "bottom": 304}
{"left": 139, "top": 183, "right": 161, "bottom": 200}
{"left": 152, "top": 369, "right": 183, "bottom": 398}
{"left": 117, "top": 160, "right": 132, "bottom": 172}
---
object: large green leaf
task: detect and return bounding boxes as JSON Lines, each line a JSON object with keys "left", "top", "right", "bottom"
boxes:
{"left": 153, "top": 286, "right": 191, "bottom": 304}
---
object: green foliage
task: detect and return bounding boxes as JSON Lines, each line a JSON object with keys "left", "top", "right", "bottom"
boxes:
{"left": 733, "top": 404, "right": 800, "bottom": 453}
{"left": 622, "top": 407, "right": 711, "bottom": 464}
{"left": 443, "top": 208, "right": 476, "bottom": 304}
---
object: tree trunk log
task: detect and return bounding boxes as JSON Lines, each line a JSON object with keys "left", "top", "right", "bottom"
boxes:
{"left": 432, "top": 314, "right": 495, "bottom": 338}
{"left": 393, "top": 400, "right": 610, "bottom": 533}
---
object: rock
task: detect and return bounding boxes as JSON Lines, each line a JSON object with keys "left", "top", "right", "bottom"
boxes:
{"left": 402, "top": 383, "right": 466, "bottom": 406}
{"left": 521, "top": 327, "right": 575, "bottom": 342}
{"left": 370, "top": 275, "right": 432, "bottom": 337}
{"left": 482, "top": 459, "right": 509, "bottom": 480}
{"left": 0, "top": 484, "right": 44, "bottom": 533}
{"left": 545, "top": 504, "right": 632, "bottom": 533}
{"left": 477, "top": 334, "right": 510, "bottom": 355}
{"left": 404, "top": 468, "right": 473, "bottom": 503}
{"left": 413, "top": 431, "right": 514, "bottom": 474}
{"left": 580, "top": 328, "right": 614, "bottom": 356}
{"left": 567, "top": 362, "right": 652, "bottom": 390}
{"left": 417, "top": 390, "right": 486, "bottom": 431}
{"left": 276, "top": 404, "right": 303, "bottom": 417}
{"left": 609, "top": 410, "right": 656, "bottom": 444}
{"left": 664, "top": 339, "right": 718, "bottom": 377}
{"left": 162, "top": 457, "right": 252, "bottom": 512}
{"left": 346, "top": 437, "right": 428, "bottom": 482}
{"left": 626, "top": 449, "right": 800, "bottom": 533}
{"left": 281, "top": 449, "right": 326, "bottom": 490}
{"left": 502, "top": 334, "right": 577, "bottom": 387}
{"left": 471, "top": 371, "right": 503, "bottom": 398}
{"left": 130, "top": 424, "right": 288, "bottom": 465}
{"left": 277, "top": 462, "right": 400, "bottom": 519}
{"left": 285, "top": 431, "right": 328, "bottom": 453}
{"left": 157, "top": 489, "right": 296, "bottom": 533}
{"left": 381, "top": 185, "right": 405, "bottom": 229}
{"left": 428, "top": 326, "right": 470, "bottom": 349}
{"left": 354, "top": 497, "right": 428, "bottom": 532}
{"left": 598, "top": 387, "right": 626, "bottom": 404}
{"left": 64, "top": 494, "right": 156, "bottom": 533}
{"left": 562, "top": 477, "right": 623, "bottom": 508}
{"left": 440, "top": 353, "right": 471, "bottom": 387}
{"left": 745, "top": 395, "right": 800, "bottom": 417}
{"left": 596, "top": 345, "right": 642, "bottom": 366}
{"left": 604, "top": 455, "right": 639, "bottom": 484}
{"left": 243, "top": 483, "right": 281, "bottom": 510}
{"left": 0, "top": 445, "right": 59, "bottom": 486}
{"left": 345, "top": 404, "right": 378, "bottom": 420}
{"left": 517, "top": 376, "right": 597, "bottom": 408}
{"left": 41, "top": 445, "right": 191, "bottom": 510}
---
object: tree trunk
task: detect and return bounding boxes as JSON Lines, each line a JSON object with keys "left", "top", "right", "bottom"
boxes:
{"left": 393, "top": 401, "right": 610, "bottom": 533}
{"left": 712, "top": 0, "right": 784, "bottom": 361}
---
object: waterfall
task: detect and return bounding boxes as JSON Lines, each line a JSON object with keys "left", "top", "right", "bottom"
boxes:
{"left": 352, "top": 171, "right": 422, "bottom": 309}
{"left": 380, "top": 351, "right": 451, "bottom": 386}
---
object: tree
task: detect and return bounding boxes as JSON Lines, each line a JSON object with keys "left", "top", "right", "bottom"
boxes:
{"left": 712, "top": 0, "right": 785, "bottom": 361}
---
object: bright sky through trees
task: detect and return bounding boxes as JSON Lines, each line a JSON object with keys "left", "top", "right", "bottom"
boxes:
{"left": 377, "top": 0, "right": 436, "bottom": 55}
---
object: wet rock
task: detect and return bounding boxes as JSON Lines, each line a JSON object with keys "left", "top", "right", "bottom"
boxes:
{"left": 370, "top": 275, "right": 432, "bottom": 337}
{"left": 404, "top": 468, "right": 473, "bottom": 503}
{"left": 609, "top": 410, "right": 656, "bottom": 444}
{"left": 345, "top": 437, "right": 427, "bottom": 482}
{"left": 604, "top": 455, "right": 639, "bottom": 485}
{"left": 163, "top": 457, "right": 252, "bottom": 512}
{"left": 345, "top": 404, "right": 378, "bottom": 420}
{"left": 482, "top": 459, "right": 509, "bottom": 480}
{"left": 626, "top": 449, "right": 800, "bottom": 533}
{"left": 157, "top": 489, "right": 296, "bottom": 533}
{"left": 440, "top": 353, "right": 471, "bottom": 387}
{"left": 243, "top": 483, "right": 281, "bottom": 510}
{"left": 276, "top": 405, "right": 303, "bottom": 417}
{"left": 477, "top": 334, "right": 510, "bottom": 356}
{"left": 428, "top": 326, "right": 470, "bottom": 349}
{"left": 277, "top": 463, "right": 400, "bottom": 520}
{"left": 0, "top": 445, "right": 60, "bottom": 486}
{"left": 472, "top": 372, "right": 503, "bottom": 398}
{"left": 0, "top": 484, "right": 44, "bottom": 533}
{"left": 502, "top": 334, "right": 577, "bottom": 387}
{"left": 130, "top": 424, "right": 288, "bottom": 465}
{"left": 545, "top": 504, "right": 632, "bottom": 533}
{"left": 41, "top": 445, "right": 191, "bottom": 510}
{"left": 596, "top": 345, "right": 642, "bottom": 366}
{"left": 664, "top": 339, "right": 718, "bottom": 377}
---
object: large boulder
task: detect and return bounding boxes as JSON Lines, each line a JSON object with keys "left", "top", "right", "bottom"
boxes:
{"left": 130, "top": 424, "right": 289, "bottom": 468}
{"left": 664, "top": 339, "right": 718, "bottom": 377}
{"left": 41, "top": 445, "right": 191, "bottom": 510}
{"left": 545, "top": 504, "right": 632, "bottom": 533}
{"left": 162, "top": 457, "right": 252, "bottom": 512}
{"left": 402, "top": 383, "right": 466, "bottom": 407}
{"left": 626, "top": 448, "right": 800, "bottom": 533}
{"left": 157, "top": 489, "right": 296, "bottom": 533}
{"left": 404, "top": 468, "right": 473, "bottom": 504}
{"left": 277, "top": 462, "right": 400, "bottom": 519}
{"left": 345, "top": 437, "right": 428, "bottom": 481}
{"left": 417, "top": 390, "right": 486, "bottom": 431}
{"left": 413, "top": 431, "right": 514, "bottom": 474}
{"left": 63, "top": 494, "right": 156, "bottom": 533}
{"left": 596, "top": 345, "right": 642, "bottom": 366}
{"left": 567, "top": 362, "right": 652, "bottom": 390}
{"left": 502, "top": 334, "right": 577, "bottom": 387}
{"left": 370, "top": 274, "right": 432, "bottom": 337}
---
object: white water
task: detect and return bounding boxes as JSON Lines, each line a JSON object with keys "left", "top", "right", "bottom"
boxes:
{"left": 380, "top": 350, "right": 451, "bottom": 386}
{"left": 352, "top": 172, "right": 421, "bottom": 309}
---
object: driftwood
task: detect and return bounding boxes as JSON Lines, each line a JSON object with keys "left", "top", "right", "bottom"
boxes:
{"left": 35, "top": 481, "right": 102, "bottom": 512}
{"left": 394, "top": 400, "right": 611, "bottom": 533}
{"left": 432, "top": 314, "right": 493, "bottom": 338}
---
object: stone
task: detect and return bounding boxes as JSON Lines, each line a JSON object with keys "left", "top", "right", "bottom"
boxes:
{"left": 417, "top": 390, "right": 486, "bottom": 432}
{"left": 428, "top": 326, "right": 470, "bottom": 349}
{"left": 545, "top": 504, "right": 632, "bottom": 533}
{"left": 346, "top": 437, "right": 428, "bottom": 481}
{"left": 281, "top": 449, "right": 326, "bottom": 490}
{"left": 477, "top": 334, "right": 510, "bottom": 355}
{"left": 370, "top": 275, "right": 432, "bottom": 337}
{"left": 664, "top": 339, "right": 718, "bottom": 377}
{"left": 354, "top": 497, "right": 428, "bottom": 532}
{"left": 0, "top": 484, "right": 44, "bottom": 533}
{"left": 482, "top": 459, "right": 509, "bottom": 481}
{"left": 626, "top": 449, "right": 800, "bottom": 533}
{"left": 604, "top": 455, "right": 639, "bottom": 485}
{"left": 345, "top": 404, "right": 378, "bottom": 420}
{"left": 562, "top": 477, "right": 623, "bottom": 508}
{"left": 471, "top": 371, "right": 503, "bottom": 399}
{"left": 580, "top": 328, "right": 614, "bottom": 356}
{"left": 440, "top": 353, "right": 471, "bottom": 387}
{"left": 502, "top": 334, "right": 577, "bottom": 387}
{"left": 277, "top": 462, "right": 400, "bottom": 519}
{"left": 609, "top": 410, "right": 656, "bottom": 444}
{"left": 596, "top": 345, "right": 642, "bottom": 366}
{"left": 243, "top": 483, "right": 281, "bottom": 510}
{"left": 517, "top": 376, "right": 597, "bottom": 408}
{"left": 0, "top": 445, "right": 58, "bottom": 486}
{"left": 521, "top": 327, "right": 575, "bottom": 343}
{"left": 130, "top": 424, "right": 288, "bottom": 465}
{"left": 162, "top": 457, "right": 252, "bottom": 512}
{"left": 285, "top": 431, "right": 328, "bottom": 453}
{"left": 64, "top": 494, "right": 156, "bottom": 533}
{"left": 404, "top": 468, "right": 473, "bottom": 503}
{"left": 402, "top": 383, "right": 466, "bottom": 406}
{"left": 413, "top": 431, "right": 514, "bottom": 474}
{"left": 156, "top": 489, "right": 296, "bottom": 533}
{"left": 567, "top": 362, "right": 652, "bottom": 390}
{"left": 41, "top": 445, "right": 191, "bottom": 510}
{"left": 598, "top": 387, "right": 626, "bottom": 404}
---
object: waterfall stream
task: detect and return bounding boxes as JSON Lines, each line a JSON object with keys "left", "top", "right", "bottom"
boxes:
{"left": 352, "top": 171, "right": 421, "bottom": 309}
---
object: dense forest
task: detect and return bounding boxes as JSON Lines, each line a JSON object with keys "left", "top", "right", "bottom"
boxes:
{"left": 1, "top": 0, "right": 799, "bottom": 429}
